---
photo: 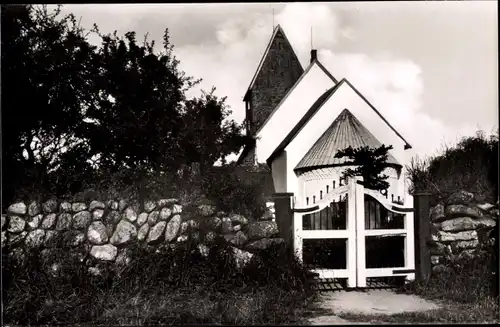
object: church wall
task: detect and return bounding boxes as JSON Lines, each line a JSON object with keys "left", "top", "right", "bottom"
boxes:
{"left": 255, "top": 63, "right": 337, "bottom": 163}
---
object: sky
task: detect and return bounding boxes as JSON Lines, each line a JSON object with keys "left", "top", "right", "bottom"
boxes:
{"left": 59, "top": 2, "right": 498, "bottom": 164}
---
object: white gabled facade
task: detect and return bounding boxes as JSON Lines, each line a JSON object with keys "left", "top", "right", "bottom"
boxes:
{"left": 282, "top": 79, "right": 409, "bottom": 205}
{"left": 255, "top": 61, "right": 337, "bottom": 163}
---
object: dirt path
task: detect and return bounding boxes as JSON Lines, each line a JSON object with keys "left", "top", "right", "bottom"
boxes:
{"left": 307, "top": 289, "right": 441, "bottom": 325}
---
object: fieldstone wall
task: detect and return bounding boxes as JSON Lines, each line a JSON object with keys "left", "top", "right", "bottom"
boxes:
{"left": 428, "top": 190, "right": 498, "bottom": 274}
{"left": 2, "top": 198, "right": 279, "bottom": 272}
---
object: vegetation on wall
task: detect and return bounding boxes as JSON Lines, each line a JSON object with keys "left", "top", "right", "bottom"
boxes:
{"left": 406, "top": 130, "right": 498, "bottom": 200}
{"left": 1, "top": 4, "right": 251, "bottom": 209}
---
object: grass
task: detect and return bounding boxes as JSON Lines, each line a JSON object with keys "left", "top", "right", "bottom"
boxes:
{"left": 336, "top": 243, "right": 499, "bottom": 324}
{"left": 3, "top": 236, "right": 318, "bottom": 325}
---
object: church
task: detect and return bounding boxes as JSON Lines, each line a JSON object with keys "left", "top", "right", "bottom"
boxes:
{"left": 237, "top": 25, "right": 412, "bottom": 209}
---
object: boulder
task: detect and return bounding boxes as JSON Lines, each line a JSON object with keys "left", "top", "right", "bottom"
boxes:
{"left": 231, "top": 247, "right": 254, "bottom": 270}
{"left": 42, "top": 200, "right": 58, "bottom": 213}
{"left": 55, "top": 213, "right": 72, "bottom": 230}
{"left": 90, "top": 244, "right": 118, "bottom": 261}
{"left": 430, "top": 204, "right": 446, "bottom": 222}
{"left": 447, "top": 190, "right": 474, "bottom": 205}
{"left": 41, "top": 213, "right": 57, "bottom": 229}
{"left": 72, "top": 211, "right": 92, "bottom": 229}
{"left": 438, "top": 230, "right": 478, "bottom": 242}
{"left": 60, "top": 202, "right": 72, "bottom": 213}
{"left": 172, "top": 204, "right": 182, "bottom": 215}
{"left": 147, "top": 211, "right": 160, "bottom": 226}
{"left": 123, "top": 207, "right": 137, "bottom": 223}
{"left": 138, "top": 223, "right": 150, "bottom": 241}
{"left": 456, "top": 239, "right": 479, "bottom": 250}
{"left": 246, "top": 221, "right": 279, "bottom": 240}
{"left": 144, "top": 201, "right": 156, "bottom": 213}
{"left": 165, "top": 214, "right": 181, "bottom": 242}
{"left": 229, "top": 214, "right": 248, "bottom": 225}
{"left": 72, "top": 202, "right": 87, "bottom": 213}
{"left": 25, "top": 229, "right": 46, "bottom": 247}
{"left": 147, "top": 221, "right": 166, "bottom": 245}
{"left": 245, "top": 238, "right": 284, "bottom": 251}
{"left": 158, "top": 198, "right": 179, "bottom": 208}
{"left": 110, "top": 220, "right": 137, "bottom": 246}
{"left": 8, "top": 202, "right": 27, "bottom": 215}
{"left": 445, "top": 204, "right": 490, "bottom": 220}
{"left": 198, "top": 204, "right": 216, "bottom": 217}
{"left": 92, "top": 209, "right": 105, "bottom": 220}
{"left": 440, "top": 217, "right": 496, "bottom": 232}
{"left": 88, "top": 200, "right": 105, "bottom": 211}
{"left": 159, "top": 207, "right": 172, "bottom": 221}
{"left": 28, "top": 201, "right": 41, "bottom": 216}
{"left": 137, "top": 212, "right": 148, "bottom": 226}
{"left": 8, "top": 216, "right": 26, "bottom": 233}
{"left": 27, "top": 214, "right": 43, "bottom": 230}
{"left": 477, "top": 203, "right": 495, "bottom": 212}
{"left": 87, "top": 221, "right": 109, "bottom": 245}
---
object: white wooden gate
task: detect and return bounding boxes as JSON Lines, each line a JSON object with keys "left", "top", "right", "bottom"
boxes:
{"left": 293, "top": 176, "right": 415, "bottom": 288}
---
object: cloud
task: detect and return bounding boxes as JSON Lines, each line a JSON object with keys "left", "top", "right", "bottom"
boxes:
{"left": 175, "top": 3, "right": 483, "bottom": 164}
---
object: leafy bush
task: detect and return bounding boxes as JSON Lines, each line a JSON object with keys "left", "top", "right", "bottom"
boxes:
{"left": 406, "top": 130, "right": 498, "bottom": 200}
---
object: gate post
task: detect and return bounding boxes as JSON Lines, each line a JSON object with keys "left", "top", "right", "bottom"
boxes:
{"left": 272, "top": 192, "right": 294, "bottom": 254}
{"left": 413, "top": 192, "right": 432, "bottom": 282}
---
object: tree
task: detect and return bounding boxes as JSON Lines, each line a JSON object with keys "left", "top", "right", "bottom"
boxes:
{"left": 334, "top": 145, "right": 393, "bottom": 191}
{"left": 1, "top": 4, "right": 99, "bottom": 202}
{"left": 1, "top": 4, "right": 248, "bottom": 206}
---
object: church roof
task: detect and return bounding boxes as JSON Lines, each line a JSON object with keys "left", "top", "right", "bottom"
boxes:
{"left": 294, "top": 108, "right": 400, "bottom": 171}
{"left": 243, "top": 25, "right": 303, "bottom": 101}
{"left": 266, "top": 78, "right": 412, "bottom": 166}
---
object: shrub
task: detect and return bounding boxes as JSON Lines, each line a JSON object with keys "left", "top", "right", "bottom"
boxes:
{"left": 406, "top": 130, "right": 498, "bottom": 200}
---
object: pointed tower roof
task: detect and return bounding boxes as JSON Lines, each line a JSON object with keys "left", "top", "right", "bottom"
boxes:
{"left": 294, "top": 109, "right": 400, "bottom": 171}
{"left": 243, "top": 24, "right": 304, "bottom": 101}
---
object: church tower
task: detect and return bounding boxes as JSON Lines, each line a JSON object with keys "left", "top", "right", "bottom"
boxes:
{"left": 243, "top": 25, "right": 304, "bottom": 136}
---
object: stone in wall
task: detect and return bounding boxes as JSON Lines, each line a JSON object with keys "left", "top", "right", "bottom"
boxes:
{"left": 87, "top": 221, "right": 108, "bottom": 245}
{"left": 43, "top": 200, "right": 58, "bottom": 214}
{"left": 245, "top": 237, "right": 284, "bottom": 251}
{"left": 137, "top": 223, "right": 150, "bottom": 241}
{"left": 60, "top": 202, "right": 72, "bottom": 213}
{"left": 446, "top": 190, "right": 474, "bottom": 205}
{"left": 90, "top": 244, "right": 117, "bottom": 261}
{"left": 165, "top": 215, "right": 181, "bottom": 242}
{"left": 445, "top": 204, "right": 491, "bottom": 220}
{"left": 8, "top": 216, "right": 25, "bottom": 233}
{"left": 110, "top": 220, "right": 137, "bottom": 246}
{"left": 159, "top": 207, "right": 172, "bottom": 221}
{"left": 8, "top": 202, "right": 27, "bottom": 215}
{"left": 56, "top": 213, "right": 72, "bottom": 231}
{"left": 438, "top": 230, "right": 477, "bottom": 242}
{"left": 439, "top": 217, "right": 496, "bottom": 232}
{"left": 72, "top": 202, "right": 87, "bottom": 213}
{"left": 137, "top": 213, "right": 148, "bottom": 226}
{"left": 147, "top": 211, "right": 160, "bottom": 226}
{"left": 89, "top": 200, "right": 105, "bottom": 211}
{"left": 247, "top": 221, "right": 279, "bottom": 240}
{"left": 28, "top": 201, "right": 41, "bottom": 216}
{"left": 41, "top": 214, "right": 57, "bottom": 229}
{"left": 147, "top": 221, "right": 166, "bottom": 245}
{"left": 25, "top": 229, "right": 45, "bottom": 247}
{"left": 27, "top": 214, "right": 43, "bottom": 230}
{"left": 73, "top": 211, "right": 92, "bottom": 229}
